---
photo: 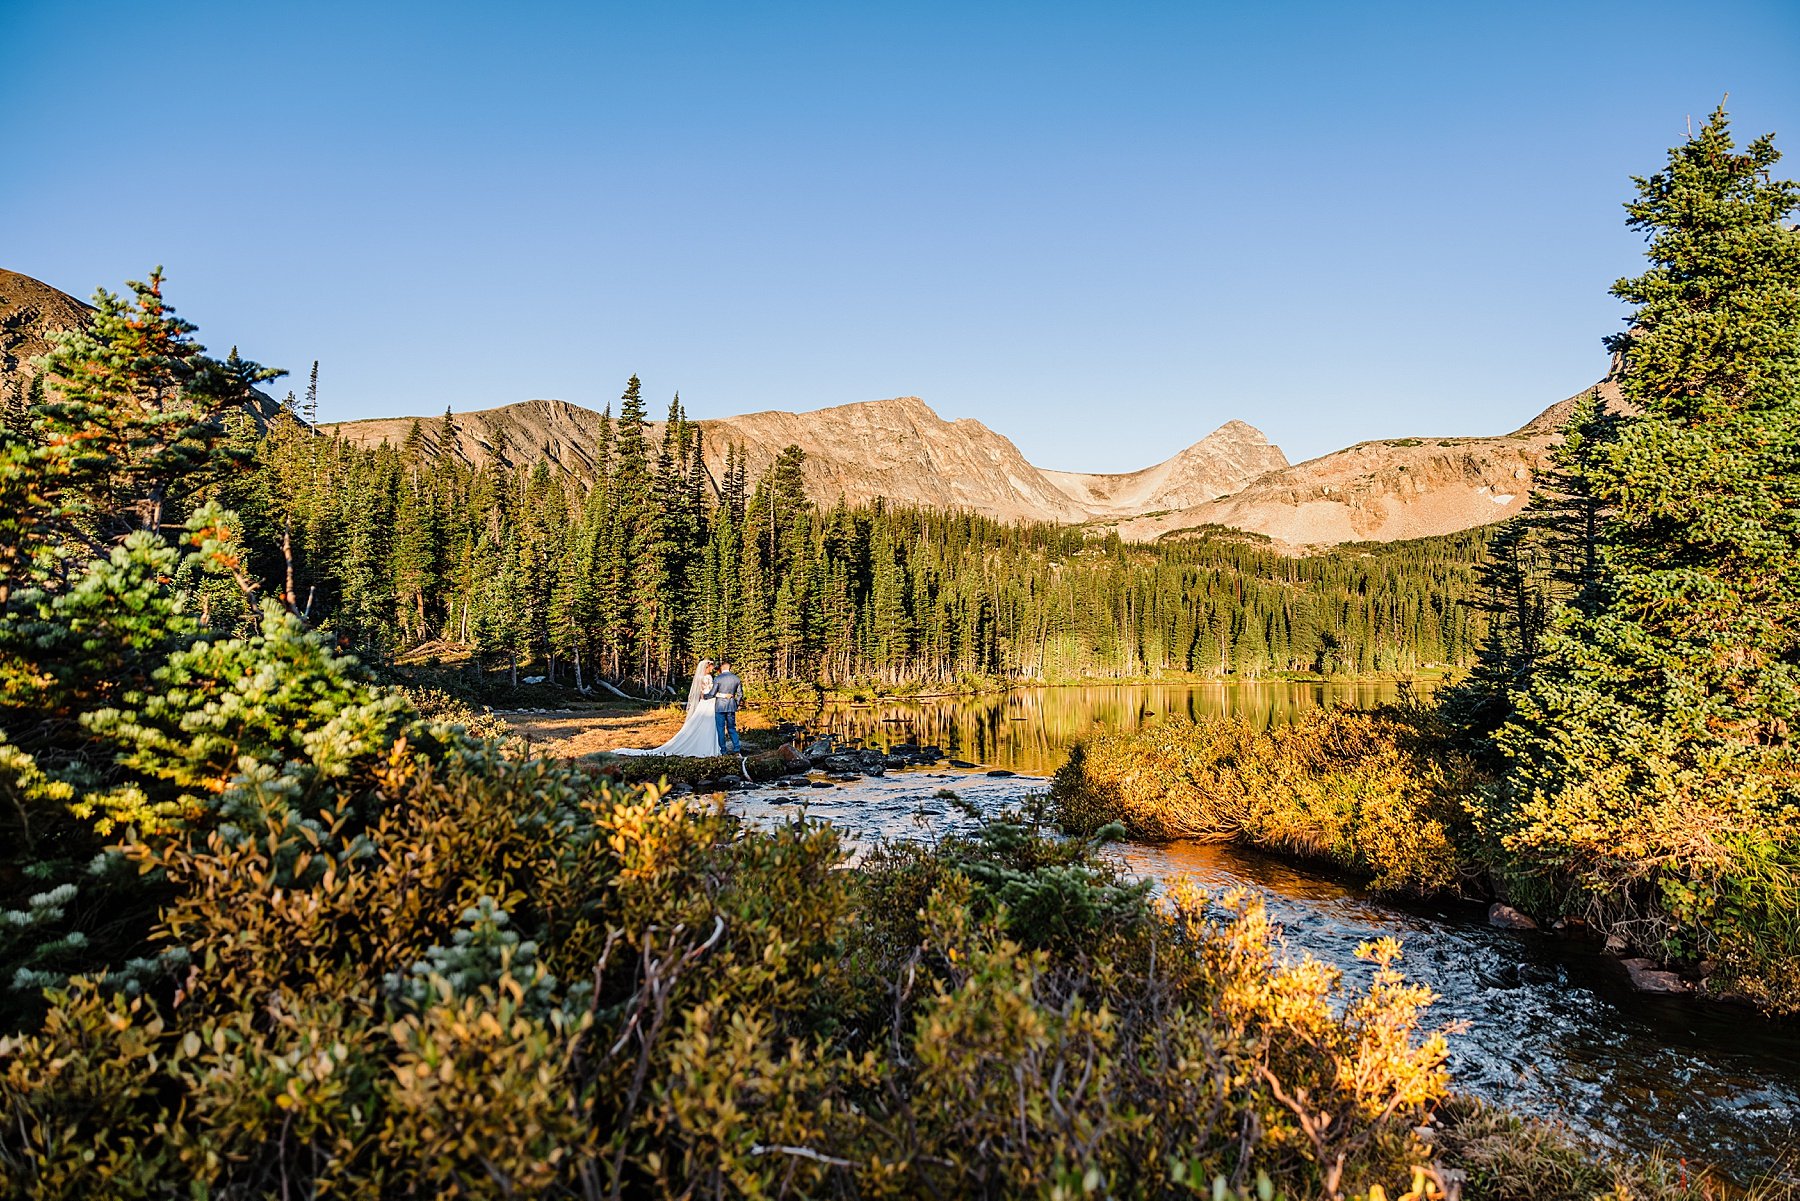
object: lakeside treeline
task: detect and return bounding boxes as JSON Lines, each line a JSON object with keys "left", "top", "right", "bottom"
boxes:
{"left": 226, "top": 391, "right": 1489, "bottom": 691}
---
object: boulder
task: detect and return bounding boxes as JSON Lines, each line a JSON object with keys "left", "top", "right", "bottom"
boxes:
{"left": 884, "top": 755, "right": 911, "bottom": 770}
{"left": 776, "top": 744, "right": 814, "bottom": 774}
{"left": 1487, "top": 903, "right": 1538, "bottom": 930}
{"left": 891, "top": 743, "right": 920, "bottom": 756}
{"left": 804, "top": 738, "right": 833, "bottom": 759}
{"left": 986, "top": 769, "right": 1017, "bottom": 778}
{"left": 1619, "top": 958, "right": 1691, "bottom": 993}
{"left": 918, "top": 745, "right": 944, "bottom": 762}
{"left": 949, "top": 759, "right": 977, "bottom": 769}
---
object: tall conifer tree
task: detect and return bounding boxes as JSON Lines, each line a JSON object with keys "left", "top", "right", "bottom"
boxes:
{"left": 1488, "top": 108, "right": 1800, "bottom": 1002}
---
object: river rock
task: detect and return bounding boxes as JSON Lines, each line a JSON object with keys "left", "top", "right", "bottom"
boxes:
{"left": 986, "top": 769, "right": 1017, "bottom": 778}
{"left": 1620, "top": 958, "right": 1691, "bottom": 993}
{"left": 918, "top": 745, "right": 944, "bottom": 762}
{"left": 1603, "top": 933, "right": 1629, "bottom": 954}
{"left": 949, "top": 759, "right": 977, "bottom": 769}
{"left": 1517, "top": 962, "right": 1562, "bottom": 987}
{"left": 1487, "top": 903, "right": 1538, "bottom": 930}
{"left": 804, "top": 738, "right": 833, "bottom": 759}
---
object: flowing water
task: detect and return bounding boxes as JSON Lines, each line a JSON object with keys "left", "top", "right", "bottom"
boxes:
{"left": 736, "top": 683, "right": 1800, "bottom": 1177}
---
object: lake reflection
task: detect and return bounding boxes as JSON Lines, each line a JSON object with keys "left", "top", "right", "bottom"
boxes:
{"left": 786, "top": 681, "right": 1404, "bottom": 775}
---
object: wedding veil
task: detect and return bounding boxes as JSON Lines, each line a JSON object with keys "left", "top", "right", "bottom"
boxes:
{"left": 685, "top": 663, "right": 712, "bottom": 712}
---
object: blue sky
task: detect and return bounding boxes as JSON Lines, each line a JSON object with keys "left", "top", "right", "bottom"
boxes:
{"left": 4, "top": 2, "right": 1797, "bottom": 469}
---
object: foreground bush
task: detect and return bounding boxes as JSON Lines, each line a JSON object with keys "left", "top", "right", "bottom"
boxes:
{"left": 1053, "top": 707, "right": 1482, "bottom": 896}
{"left": 0, "top": 718, "right": 1477, "bottom": 1199}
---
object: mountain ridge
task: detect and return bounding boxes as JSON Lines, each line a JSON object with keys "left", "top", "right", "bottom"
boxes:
{"left": 1, "top": 264, "right": 1596, "bottom": 549}
{"left": 319, "top": 394, "right": 1294, "bottom": 528}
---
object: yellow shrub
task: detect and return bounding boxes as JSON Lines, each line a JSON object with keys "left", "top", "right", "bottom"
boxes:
{"left": 1053, "top": 708, "right": 1478, "bottom": 896}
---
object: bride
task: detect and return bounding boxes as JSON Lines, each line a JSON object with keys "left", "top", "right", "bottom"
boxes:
{"left": 615, "top": 658, "right": 722, "bottom": 757}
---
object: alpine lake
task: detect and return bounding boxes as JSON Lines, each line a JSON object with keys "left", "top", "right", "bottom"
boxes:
{"left": 730, "top": 682, "right": 1800, "bottom": 1179}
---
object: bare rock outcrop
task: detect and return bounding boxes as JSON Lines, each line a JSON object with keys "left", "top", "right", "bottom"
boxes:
{"left": 1101, "top": 383, "right": 1628, "bottom": 550}
{"left": 702, "top": 396, "right": 1094, "bottom": 524}
{"left": 327, "top": 386, "right": 1611, "bottom": 551}
{"left": 1040, "top": 420, "right": 1289, "bottom": 516}
{"left": 1, "top": 267, "right": 92, "bottom": 399}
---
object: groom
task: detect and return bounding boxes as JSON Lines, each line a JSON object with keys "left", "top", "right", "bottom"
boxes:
{"left": 709, "top": 659, "right": 744, "bottom": 754}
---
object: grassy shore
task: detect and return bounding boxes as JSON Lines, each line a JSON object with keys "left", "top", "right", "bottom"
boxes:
{"left": 1051, "top": 705, "right": 1482, "bottom": 896}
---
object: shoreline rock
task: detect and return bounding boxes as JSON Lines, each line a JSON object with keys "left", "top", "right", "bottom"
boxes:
{"left": 1619, "top": 958, "right": 1691, "bottom": 994}
{"left": 1487, "top": 903, "right": 1538, "bottom": 930}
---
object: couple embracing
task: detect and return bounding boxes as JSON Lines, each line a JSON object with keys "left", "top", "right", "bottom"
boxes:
{"left": 616, "top": 657, "right": 744, "bottom": 758}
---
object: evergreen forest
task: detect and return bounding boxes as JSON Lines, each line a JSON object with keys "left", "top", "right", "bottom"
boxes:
{"left": 222, "top": 384, "right": 1488, "bottom": 693}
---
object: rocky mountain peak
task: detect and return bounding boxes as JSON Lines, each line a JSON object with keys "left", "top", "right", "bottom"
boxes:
{"left": 1, "top": 268, "right": 92, "bottom": 390}
{"left": 3, "top": 263, "right": 1605, "bottom": 551}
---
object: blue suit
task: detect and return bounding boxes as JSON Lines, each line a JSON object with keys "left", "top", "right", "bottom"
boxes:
{"left": 710, "top": 669, "right": 743, "bottom": 753}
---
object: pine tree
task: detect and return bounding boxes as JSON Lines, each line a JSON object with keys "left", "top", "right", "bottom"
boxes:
{"left": 302, "top": 360, "right": 319, "bottom": 425}
{"left": 1487, "top": 108, "right": 1800, "bottom": 1005}
{"left": 441, "top": 406, "right": 461, "bottom": 461}
{"left": 35, "top": 269, "right": 284, "bottom": 541}
{"left": 390, "top": 456, "right": 439, "bottom": 642}
{"left": 1441, "top": 392, "right": 1617, "bottom": 741}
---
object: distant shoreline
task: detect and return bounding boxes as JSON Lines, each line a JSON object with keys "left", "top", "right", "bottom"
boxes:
{"left": 754, "top": 670, "right": 1454, "bottom": 706}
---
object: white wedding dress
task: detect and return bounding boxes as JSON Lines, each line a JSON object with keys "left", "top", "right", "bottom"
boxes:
{"left": 615, "top": 673, "right": 722, "bottom": 757}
